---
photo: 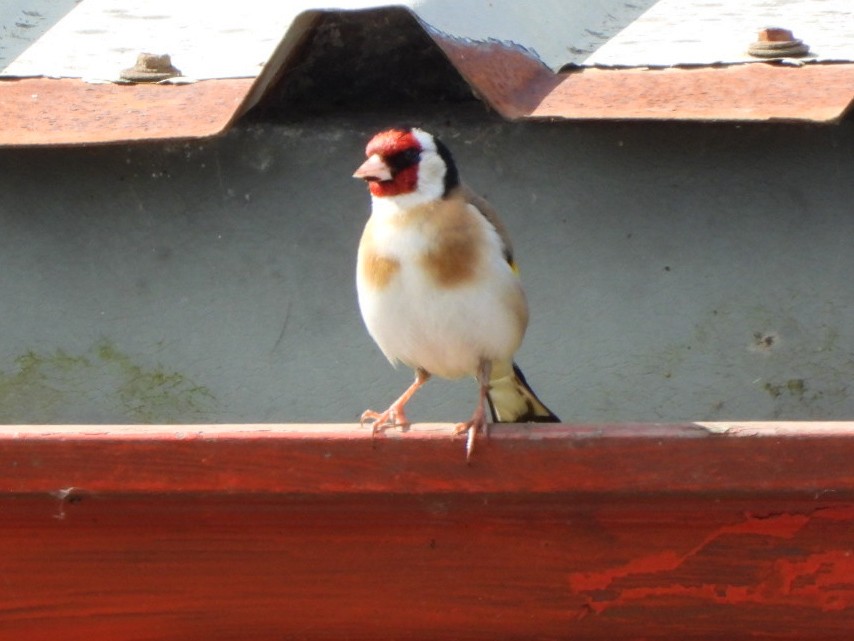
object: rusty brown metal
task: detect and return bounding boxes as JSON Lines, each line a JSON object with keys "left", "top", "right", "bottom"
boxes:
{"left": 428, "top": 33, "right": 854, "bottom": 123}
{"left": 529, "top": 63, "right": 854, "bottom": 122}
{"left": 0, "top": 77, "right": 254, "bottom": 147}
{"left": 430, "top": 36, "right": 558, "bottom": 119}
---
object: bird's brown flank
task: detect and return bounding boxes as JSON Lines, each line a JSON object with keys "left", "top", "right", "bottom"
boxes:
{"left": 358, "top": 219, "right": 400, "bottom": 290}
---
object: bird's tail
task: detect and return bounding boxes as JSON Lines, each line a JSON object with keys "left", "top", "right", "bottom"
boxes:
{"left": 486, "top": 362, "right": 560, "bottom": 423}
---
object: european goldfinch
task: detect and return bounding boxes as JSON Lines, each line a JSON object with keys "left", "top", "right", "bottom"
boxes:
{"left": 354, "top": 127, "right": 559, "bottom": 459}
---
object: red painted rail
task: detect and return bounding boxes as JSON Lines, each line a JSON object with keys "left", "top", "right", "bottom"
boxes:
{"left": 1, "top": 422, "right": 852, "bottom": 640}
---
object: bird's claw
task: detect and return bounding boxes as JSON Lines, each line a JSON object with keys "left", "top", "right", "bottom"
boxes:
{"left": 454, "top": 413, "right": 488, "bottom": 462}
{"left": 360, "top": 408, "right": 410, "bottom": 436}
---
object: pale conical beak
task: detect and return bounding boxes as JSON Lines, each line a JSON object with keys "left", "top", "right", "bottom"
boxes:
{"left": 353, "top": 154, "right": 392, "bottom": 182}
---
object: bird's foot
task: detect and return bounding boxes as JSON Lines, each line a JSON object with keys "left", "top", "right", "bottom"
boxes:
{"left": 360, "top": 407, "right": 411, "bottom": 436}
{"left": 453, "top": 405, "right": 488, "bottom": 462}
{"left": 360, "top": 369, "right": 429, "bottom": 439}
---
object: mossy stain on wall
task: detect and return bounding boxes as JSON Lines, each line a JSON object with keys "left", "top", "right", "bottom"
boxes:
{"left": 0, "top": 340, "right": 215, "bottom": 423}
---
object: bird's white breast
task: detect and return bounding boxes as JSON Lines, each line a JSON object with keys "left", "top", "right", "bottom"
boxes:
{"left": 357, "top": 197, "right": 527, "bottom": 380}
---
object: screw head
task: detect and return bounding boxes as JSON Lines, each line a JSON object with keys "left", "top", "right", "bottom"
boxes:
{"left": 121, "top": 53, "right": 182, "bottom": 82}
{"left": 757, "top": 27, "right": 795, "bottom": 43}
{"left": 748, "top": 27, "right": 810, "bottom": 58}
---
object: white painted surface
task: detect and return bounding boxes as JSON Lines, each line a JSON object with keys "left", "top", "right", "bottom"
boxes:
{"left": 0, "top": 0, "right": 79, "bottom": 68}
{"left": 585, "top": 0, "right": 854, "bottom": 67}
{"left": 3, "top": 1, "right": 852, "bottom": 84}
{"left": 1, "top": 0, "right": 655, "bottom": 80}
{"left": 409, "top": 0, "right": 657, "bottom": 67}
{"left": 2, "top": 0, "right": 303, "bottom": 80}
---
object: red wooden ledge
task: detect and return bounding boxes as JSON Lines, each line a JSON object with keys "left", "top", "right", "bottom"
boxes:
{"left": 1, "top": 422, "right": 853, "bottom": 640}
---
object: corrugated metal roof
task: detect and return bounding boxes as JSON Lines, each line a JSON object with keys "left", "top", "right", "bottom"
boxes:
{"left": 1, "top": 77, "right": 253, "bottom": 146}
{"left": 1, "top": 0, "right": 629, "bottom": 80}
{"left": 426, "top": 32, "right": 854, "bottom": 122}
{"left": 2, "top": 1, "right": 304, "bottom": 81}
{"left": 530, "top": 64, "right": 854, "bottom": 122}
{"left": 1, "top": 0, "right": 853, "bottom": 146}
{"left": 584, "top": 0, "right": 854, "bottom": 67}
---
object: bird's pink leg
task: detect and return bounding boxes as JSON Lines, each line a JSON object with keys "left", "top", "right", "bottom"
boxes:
{"left": 361, "top": 368, "right": 431, "bottom": 436}
{"left": 454, "top": 360, "right": 492, "bottom": 461}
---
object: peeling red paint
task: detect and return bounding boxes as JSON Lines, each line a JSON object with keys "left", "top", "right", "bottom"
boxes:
{"left": 733, "top": 511, "right": 811, "bottom": 536}
{"left": 569, "top": 551, "right": 687, "bottom": 593}
{"left": 568, "top": 506, "right": 854, "bottom": 615}
{"left": 772, "top": 551, "right": 854, "bottom": 610}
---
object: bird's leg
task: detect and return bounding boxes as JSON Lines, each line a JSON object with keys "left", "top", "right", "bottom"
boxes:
{"left": 361, "top": 368, "right": 431, "bottom": 436}
{"left": 454, "top": 359, "right": 492, "bottom": 461}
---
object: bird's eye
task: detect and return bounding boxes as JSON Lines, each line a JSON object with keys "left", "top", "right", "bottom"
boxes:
{"left": 385, "top": 148, "right": 420, "bottom": 172}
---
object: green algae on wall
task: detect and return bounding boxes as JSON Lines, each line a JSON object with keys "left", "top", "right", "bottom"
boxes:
{"left": 0, "top": 340, "right": 215, "bottom": 423}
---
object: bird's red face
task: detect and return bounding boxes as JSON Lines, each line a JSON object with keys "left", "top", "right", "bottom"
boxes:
{"left": 353, "top": 129, "right": 422, "bottom": 198}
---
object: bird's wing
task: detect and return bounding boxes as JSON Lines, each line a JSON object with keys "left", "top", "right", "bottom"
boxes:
{"left": 459, "top": 183, "right": 516, "bottom": 267}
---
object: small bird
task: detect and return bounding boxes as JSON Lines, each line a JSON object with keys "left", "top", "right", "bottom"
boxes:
{"left": 353, "top": 127, "right": 559, "bottom": 459}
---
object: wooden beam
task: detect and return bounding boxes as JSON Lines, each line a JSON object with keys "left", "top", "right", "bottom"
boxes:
{"left": 1, "top": 423, "right": 852, "bottom": 640}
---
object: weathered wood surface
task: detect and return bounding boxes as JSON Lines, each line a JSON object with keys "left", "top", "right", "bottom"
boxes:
{"left": 1, "top": 423, "right": 852, "bottom": 640}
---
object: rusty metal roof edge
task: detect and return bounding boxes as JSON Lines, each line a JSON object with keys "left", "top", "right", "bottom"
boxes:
{"left": 300, "top": 7, "right": 854, "bottom": 125}
{"left": 416, "top": 24, "right": 555, "bottom": 120}
{"left": 402, "top": 29, "right": 854, "bottom": 124}
{"left": 0, "top": 77, "right": 256, "bottom": 148}
{"left": 3, "top": 6, "right": 854, "bottom": 148}
{"left": 529, "top": 63, "right": 854, "bottom": 125}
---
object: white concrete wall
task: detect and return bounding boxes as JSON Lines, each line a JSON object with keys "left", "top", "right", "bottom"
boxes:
{"left": 0, "top": 106, "right": 851, "bottom": 424}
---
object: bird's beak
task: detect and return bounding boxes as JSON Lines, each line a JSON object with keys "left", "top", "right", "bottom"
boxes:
{"left": 353, "top": 154, "right": 392, "bottom": 182}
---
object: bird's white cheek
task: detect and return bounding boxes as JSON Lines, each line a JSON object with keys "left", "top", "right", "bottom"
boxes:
{"left": 414, "top": 154, "right": 447, "bottom": 198}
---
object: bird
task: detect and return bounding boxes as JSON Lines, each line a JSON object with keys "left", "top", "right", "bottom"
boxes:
{"left": 353, "top": 126, "right": 559, "bottom": 459}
